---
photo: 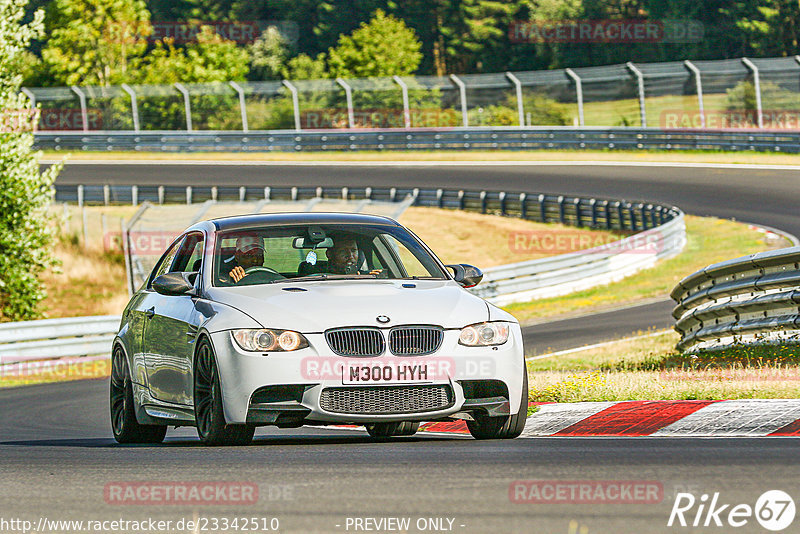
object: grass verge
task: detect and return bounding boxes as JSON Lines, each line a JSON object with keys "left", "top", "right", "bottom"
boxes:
{"left": 526, "top": 331, "right": 800, "bottom": 401}
{"left": 505, "top": 216, "right": 786, "bottom": 324}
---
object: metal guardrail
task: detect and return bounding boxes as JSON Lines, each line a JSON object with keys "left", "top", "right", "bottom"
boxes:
{"left": 34, "top": 127, "right": 800, "bottom": 153}
{"left": 476, "top": 213, "right": 685, "bottom": 306}
{"left": 0, "top": 316, "right": 119, "bottom": 365}
{"left": 55, "top": 183, "right": 685, "bottom": 306}
{"left": 672, "top": 247, "right": 800, "bottom": 352}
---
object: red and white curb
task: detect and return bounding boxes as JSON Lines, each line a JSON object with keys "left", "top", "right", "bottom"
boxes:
{"left": 349, "top": 400, "right": 800, "bottom": 438}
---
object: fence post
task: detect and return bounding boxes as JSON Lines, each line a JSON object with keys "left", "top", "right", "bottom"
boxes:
{"left": 684, "top": 61, "right": 705, "bottom": 129}
{"left": 574, "top": 198, "right": 582, "bottom": 227}
{"left": 480, "top": 190, "right": 487, "bottom": 213}
{"left": 21, "top": 87, "right": 36, "bottom": 108}
{"left": 437, "top": 188, "right": 444, "bottom": 208}
{"left": 604, "top": 200, "right": 611, "bottom": 230}
{"left": 186, "top": 186, "right": 192, "bottom": 204}
{"left": 70, "top": 86, "right": 89, "bottom": 132}
{"left": 558, "top": 196, "right": 565, "bottom": 223}
{"left": 565, "top": 68, "right": 584, "bottom": 127}
{"left": 335, "top": 78, "right": 355, "bottom": 129}
{"left": 393, "top": 75, "right": 411, "bottom": 129}
{"left": 103, "top": 184, "right": 109, "bottom": 206}
{"left": 282, "top": 80, "right": 302, "bottom": 131}
{"left": 626, "top": 62, "right": 647, "bottom": 127}
{"left": 120, "top": 84, "right": 140, "bottom": 132}
{"left": 77, "top": 184, "right": 84, "bottom": 207}
{"left": 505, "top": 72, "right": 525, "bottom": 127}
{"left": 211, "top": 186, "right": 218, "bottom": 202}
{"left": 240, "top": 186, "right": 247, "bottom": 202}
{"left": 616, "top": 201, "right": 624, "bottom": 230}
{"left": 229, "top": 81, "right": 248, "bottom": 132}
{"left": 499, "top": 191, "right": 506, "bottom": 215}
{"left": 264, "top": 186, "right": 271, "bottom": 201}
{"left": 742, "top": 58, "right": 764, "bottom": 128}
{"left": 158, "top": 185, "right": 164, "bottom": 205}
{"left": 520, "top": 193, "right": 527, "bottom": 219}
{"left": 458, "top": 190, "right": 465, "bottom": 210}
{"left": 131, "top": 185, "right": 138, "bottom": 206}
{"left": 539, "top": 194, "right": 546, "bottom": 223}
{"left": 449, "top": 74, "right": 469, "bottom": 127}
{"left": 173, "top": 83, "right": 192, "bottom": 132}
{"left": 590, "top": 198, "right": 597, "bottom": 227}
{"left": 390, "top": 187, "right": 397, "bottom": 202}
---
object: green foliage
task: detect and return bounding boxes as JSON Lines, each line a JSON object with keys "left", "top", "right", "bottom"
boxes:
{"left": 248, "top": 26, "right": 293, "bottom": 81}
{"left": 725, "top": 80, "right": 800, "bottom": 112}
{"left": 327, "top": 9, "right": 422, "bottom": 78}
{"left": 41, "top": 0, "right": 151, "bottom": 86}
{"left": 0, "top": 0, "right": 62, "bottom": 320}
{"left": 468, "top": 92, "right": 571, "bottom": 126}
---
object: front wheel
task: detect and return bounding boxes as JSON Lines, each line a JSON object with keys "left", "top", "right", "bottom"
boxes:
{"left": 194, "top": 339, "right": 255, "bottom": 446}
{"left": 366, "top": 421, "right": 420, "bottom": 438}
{"left": 110, "top": 345, "right": 167, "bottom": 444}
{"left": 467, "top": 371, "right": 529, "bottom": 440}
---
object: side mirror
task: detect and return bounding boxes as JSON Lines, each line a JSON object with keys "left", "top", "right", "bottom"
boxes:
{"left": 445, "top": 264, "right": 483, "bottom": 288}
{"left": 152, "top": 272, "right": 197, "bottom": 296}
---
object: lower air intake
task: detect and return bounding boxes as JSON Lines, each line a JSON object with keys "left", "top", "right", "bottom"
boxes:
{"left": 319, "top": 385, "right": 453, "bottom": 414}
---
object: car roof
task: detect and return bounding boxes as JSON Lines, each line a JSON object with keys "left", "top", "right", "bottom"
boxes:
{"left": 206, "top": 212, "right": 401, "bottom": 232}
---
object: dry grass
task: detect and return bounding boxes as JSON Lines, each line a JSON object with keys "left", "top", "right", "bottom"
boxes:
{"left": 43, "top": 149, "right": 800, "bottom": 165}
{"left": 526, "top": 331, "right": 800, "bottom": 401}
{"left": 398, "top": 207, "right": 623, "bottom": 267}
{"left": 40, "top": 205, "right": 616, "bottom": 318}
{"left": 506, "top": 216, "right": 785, "bottom": 323}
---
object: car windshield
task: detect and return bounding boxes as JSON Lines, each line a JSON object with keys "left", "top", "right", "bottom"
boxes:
{"left": 212, "top": 223, "right": 448, "bottom": 287}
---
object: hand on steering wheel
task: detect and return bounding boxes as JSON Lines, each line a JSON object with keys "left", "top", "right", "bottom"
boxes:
{"left": 231, "top": 265, "right": 279, "bottom": 283}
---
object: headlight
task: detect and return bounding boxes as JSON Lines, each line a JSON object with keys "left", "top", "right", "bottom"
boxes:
{"left": 231, "top": 329, "right": 309, "bottom": 352}
{"left": 458, "top": 322, "right": 510, "bottom": 346}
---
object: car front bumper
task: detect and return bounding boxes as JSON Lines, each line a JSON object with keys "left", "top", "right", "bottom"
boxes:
{"left": 210, "top": 326, "right": 526, "bottom": 425}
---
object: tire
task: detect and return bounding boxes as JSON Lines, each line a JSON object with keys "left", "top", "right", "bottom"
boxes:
{"left": 467, "top": 371, "right": 529, "bottom": 440}
{"left": 110, "top": 345, "right": 167, "bottom": 444}
{"left": 366, "top": 421, "right": 420, "bottom": 438}
{"left": 194, "top": 338, "right": 255, "bottom": 446}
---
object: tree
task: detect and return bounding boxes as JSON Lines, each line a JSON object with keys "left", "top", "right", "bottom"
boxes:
{"left": 0, "top": 0, "right": 62, "bottom": 320}
{"left": 248, "top": 26, "right": 293, "bottom": 80}
{"left": 327, "top": 9, "right": 422, "bottom": 78}
{"left": 41, "top": 0, "right": 151, "bottom": 86}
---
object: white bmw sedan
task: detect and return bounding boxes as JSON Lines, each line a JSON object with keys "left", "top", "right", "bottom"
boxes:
{"left": 111, "top": 213, "right": 527, "bottom": 445}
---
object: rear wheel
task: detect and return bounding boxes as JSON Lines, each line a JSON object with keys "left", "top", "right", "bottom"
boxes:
{"left": 110, "top": 345, "right": 167, "bottom": 444}
{"left": 194, "top": 339, "right": 255, "bottom": 446}
{"left": 467, "top": 371, "right": 528, "bottom": 440}
{"left": 365, "top": 421, "right": 420, "bottom": 438}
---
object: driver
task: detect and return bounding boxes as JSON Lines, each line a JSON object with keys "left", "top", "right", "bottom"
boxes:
{"left": 228, "top": 235, "right": 266, "bottom": 283}
{"left": 327, "top": 233, "right": 360, "bottom": 274}
{"left": 327, "top": 233, "right": 383, "bottom": 276}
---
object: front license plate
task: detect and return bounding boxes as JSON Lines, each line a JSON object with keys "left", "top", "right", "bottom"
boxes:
{"left": 343, "top": 362, "right": 432, "bottom": 384}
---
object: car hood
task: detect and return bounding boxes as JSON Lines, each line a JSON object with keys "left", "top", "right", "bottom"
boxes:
{"left": 205, "top": 280, "right": 490, "bottom": 331}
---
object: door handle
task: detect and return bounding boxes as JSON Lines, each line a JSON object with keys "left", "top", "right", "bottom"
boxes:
{"left": 145, "top": 307, "right": 155, "bottom": 319}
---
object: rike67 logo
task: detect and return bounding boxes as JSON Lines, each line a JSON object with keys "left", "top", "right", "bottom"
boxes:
{"left": 668, "top": 490, "right": 795, "bottom": 531}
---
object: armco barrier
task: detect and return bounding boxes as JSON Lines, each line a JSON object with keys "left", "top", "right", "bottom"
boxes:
{"left": 34, "top": 127, "right": 800, "bottom": 153}
{"left": 672, "top": 247, "right": 800, "bottom": 352}
{"left": 55, "top": 184, "right": 684, "bottom": 307}
{"left": 0, "top": 316, "right": 119, "bottom": 366}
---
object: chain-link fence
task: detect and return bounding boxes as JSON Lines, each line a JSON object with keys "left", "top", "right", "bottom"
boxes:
{"left": 24, "top": 56, "right": 800, "bottom": 132}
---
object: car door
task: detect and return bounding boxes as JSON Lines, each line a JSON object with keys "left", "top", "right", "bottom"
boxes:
{"left": 142, "top": 232, "right": 205, "bottom": 406}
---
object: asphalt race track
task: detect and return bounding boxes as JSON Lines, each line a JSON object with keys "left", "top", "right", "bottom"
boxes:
{"left": 1, "top": 160, "right": 794, "bottom": 533}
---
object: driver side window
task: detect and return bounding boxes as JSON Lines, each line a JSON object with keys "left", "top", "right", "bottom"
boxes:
{"left": 147, "top": 238, "right": 182, "bottom": 289}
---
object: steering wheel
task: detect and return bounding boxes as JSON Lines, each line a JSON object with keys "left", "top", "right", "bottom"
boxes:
{"left": 236, "top": 266, "right": 284, "bottom": 285}
{"left": 245, "top": 266, "right": 280, "bottom": 275}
